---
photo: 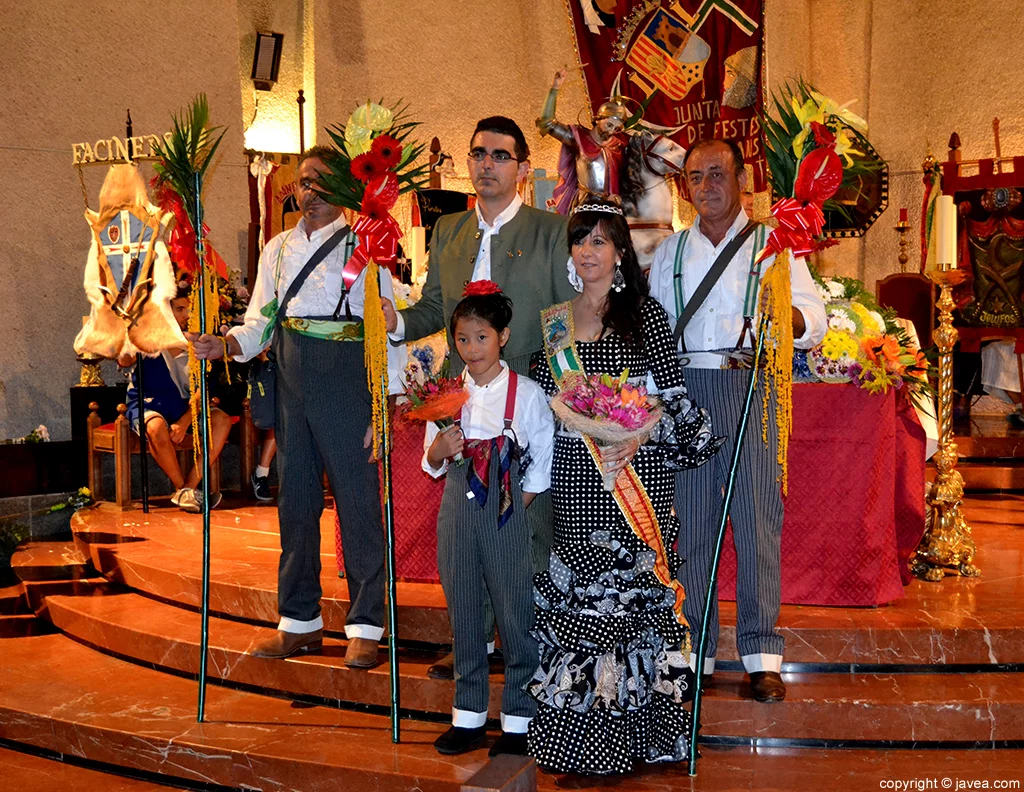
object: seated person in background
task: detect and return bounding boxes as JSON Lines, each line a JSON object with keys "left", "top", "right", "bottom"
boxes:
{"left": 981, "top": 340, "right": 1024, "bottom": 428}
{"left": 119, "top": 285, "right": 232, "bottom": 512}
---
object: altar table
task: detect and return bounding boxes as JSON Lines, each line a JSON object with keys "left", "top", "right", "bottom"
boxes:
{"left": 336, "top": 384, "right": 926, "bottom": 607}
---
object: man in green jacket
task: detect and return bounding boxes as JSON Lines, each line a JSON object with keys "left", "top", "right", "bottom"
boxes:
{"left": 383, "top": 115, "right": 574, "bottom": 375}
{"left": 382, "top": 116, "right": 574, "bottom": 683}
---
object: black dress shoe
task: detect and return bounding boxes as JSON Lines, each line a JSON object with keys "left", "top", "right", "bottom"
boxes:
{"left": 433, "top": 725, "right": 487, "bottom": 755}
{"left": 427, "top": 651, "right": 455, "bottom": 680}
{"left": 749, "top": 671, "right": 786, "bottom": 702}
{"left": 488, "top": 731, "right": 528, "bottom": 757}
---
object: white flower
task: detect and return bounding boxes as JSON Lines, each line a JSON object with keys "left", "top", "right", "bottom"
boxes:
{"left": 867, "top": 310, "right": 886, "bottom": 334}
{"left": 827, "top": 309, "right": 856, "bottom": 333}
{"left": 815, "top": 283, "right": 832, "bottom": 304}
{"left": 35, "top": 425, "right": 50, "bottom": 441}
{"left": 826, "top": 280, "right": 846, "bottom": 298}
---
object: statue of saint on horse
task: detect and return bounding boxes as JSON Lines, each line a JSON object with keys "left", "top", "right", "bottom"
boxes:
{"left": 537, "top": 69, "right": 687, "bottom": 270}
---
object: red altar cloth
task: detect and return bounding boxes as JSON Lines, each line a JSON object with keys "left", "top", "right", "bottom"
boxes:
{"left": 717, "top": 385, "right": 926, "bottom": 607}
{"left": 336, "top": 384, "right": 927, "bottom": 606}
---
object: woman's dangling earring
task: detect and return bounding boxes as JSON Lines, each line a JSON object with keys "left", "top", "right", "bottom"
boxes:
{"left": 612, "top": 261, "right": 625, "bottom": 293}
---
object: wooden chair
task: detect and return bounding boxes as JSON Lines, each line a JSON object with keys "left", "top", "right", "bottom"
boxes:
{"left": 876, "top": 273, "right": 936, "bottom": 349}
{"left": 86, "top": 399, "right": 256, "bottom": 510}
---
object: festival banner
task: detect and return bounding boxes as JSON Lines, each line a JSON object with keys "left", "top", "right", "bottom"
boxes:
{"left": 566, "top": 0, "right": 766, "bottom": 190}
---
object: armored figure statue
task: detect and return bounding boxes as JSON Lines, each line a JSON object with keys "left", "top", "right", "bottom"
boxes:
{"left": 538, "top": 68, "right": 631, "bottom": 215}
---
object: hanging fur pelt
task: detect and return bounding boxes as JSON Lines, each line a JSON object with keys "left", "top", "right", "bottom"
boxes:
{"left": 74, "top": 164, "right": 185, "bottom": 358}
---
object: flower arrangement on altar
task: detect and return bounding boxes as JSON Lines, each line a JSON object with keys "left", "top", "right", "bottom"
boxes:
{"left": 799, "top": 270, "right": 931, "bottom": 399}
{"left": 550, "top": 370, "right": 662, "bottom": 490}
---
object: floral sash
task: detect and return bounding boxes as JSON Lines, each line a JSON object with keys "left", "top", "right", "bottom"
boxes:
{"left": 540, "top": 301, "right": 688, "bottom": 627}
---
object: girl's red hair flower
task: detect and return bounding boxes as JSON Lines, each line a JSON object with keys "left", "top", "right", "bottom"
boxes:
{"left": 463, "top": 279, "right": 502, "bottom": 297}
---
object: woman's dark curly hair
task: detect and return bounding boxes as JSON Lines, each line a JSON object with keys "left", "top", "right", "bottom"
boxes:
{"left": 568, "top": 198, "right": 649, "bottom": 350}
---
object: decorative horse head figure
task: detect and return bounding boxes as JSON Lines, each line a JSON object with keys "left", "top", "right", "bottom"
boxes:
{"left": 622, "top": 131, "right": 687, "bottom": 270}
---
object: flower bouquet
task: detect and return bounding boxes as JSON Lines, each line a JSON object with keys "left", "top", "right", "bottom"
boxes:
{"left": 397, "top": 360, "right": 469, "bottom": 465}
{"left": 551, "top": 370, "right": 662, "bottom": 490}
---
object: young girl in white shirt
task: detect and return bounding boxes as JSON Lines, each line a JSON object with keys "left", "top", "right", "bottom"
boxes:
{"left": 423, "top": 281, "right": 554, "bottom": 758}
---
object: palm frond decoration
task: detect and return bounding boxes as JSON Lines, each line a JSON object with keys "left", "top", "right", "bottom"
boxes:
{"left": 152, "top": 94, "right": 226, "bottom": 231}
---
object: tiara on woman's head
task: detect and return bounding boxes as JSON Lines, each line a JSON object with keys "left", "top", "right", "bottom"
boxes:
{"left": 572, "top": 202, "right": 623, "bottom": 216}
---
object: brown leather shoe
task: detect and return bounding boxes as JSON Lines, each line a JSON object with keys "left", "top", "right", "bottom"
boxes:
{"left": 250, "top": 629, "right": 323, "bottom": 659}
{"left": 427, "top": 651, "right": 455, "bottom": 680}
{"left": 344, "top": 637, "right": 380, "bottom": 669}
{"left": 749, "top": 671, "right": 786, "bottom": 702}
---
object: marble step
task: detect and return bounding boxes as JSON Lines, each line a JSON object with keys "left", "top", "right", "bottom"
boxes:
{"left": 0, "top": 613, "right": 54, "bottom": 638}
{"left": 43, "top": 590, "right": 496, "bottom": 716}
{"left": 0, "top": 746, "right": 178, "bottom": 792}
{"left": 72, "top": 504, "right": 1024, "bottom": 667}
{"left": 0, "top": 633, "right": 482, "bottom": 792}
{"left": 41, "top": 590, "right": 1024, "bottom": 744}
{"left": 2, "top": 633, "right": 1024, "bottom": 791}
{"left": 0, "top": 583, "right": 27, "bottom": 615}
{"left": 72, "top": 507, "right": 451, "bottom": 643}
{"left": 11, "top": 540, "right": 93, "bottom": 582}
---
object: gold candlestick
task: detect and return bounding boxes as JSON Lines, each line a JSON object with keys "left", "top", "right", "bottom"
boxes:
{"left": 911, "top": 267, "right": 980, "bottom": 581}
{"left": 75, "top": 353, "right": 105, "bottom": 387}
{"left": 895, "top": 219, "right": 910, "bottom": 272}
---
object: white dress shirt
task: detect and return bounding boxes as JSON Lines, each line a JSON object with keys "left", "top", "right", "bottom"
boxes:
{"left": 422, "top": 361, "right": 554, "bottom": 494}
{"left": 229, "top": 215, "right": 403, "bottom": 391}
{"left": 391, "top": 194, "right": 524, "bottom": 341}
{"left": 648, "top": 211, "right": 827, "bottom": 368}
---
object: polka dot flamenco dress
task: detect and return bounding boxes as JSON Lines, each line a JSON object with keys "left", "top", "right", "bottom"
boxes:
{"left": 527, "top": 298, "right": 722, "bottom": 775}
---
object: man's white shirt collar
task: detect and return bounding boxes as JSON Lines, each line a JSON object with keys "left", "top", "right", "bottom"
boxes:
{"left": 691, "top": 209, "right": 748, "bottom": 249}
{"left": 296, "top": 214, "right": 348, "bottom": 243}
{"left": 476, "top": 193, "right": 523, "bottom": 233}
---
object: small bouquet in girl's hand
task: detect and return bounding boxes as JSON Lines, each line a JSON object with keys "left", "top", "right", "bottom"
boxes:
{"left": 398, "top": 359, "right": 469, "bottom": 464}
{"left": 550, "top": 369, "right": 662, "bottom": 490}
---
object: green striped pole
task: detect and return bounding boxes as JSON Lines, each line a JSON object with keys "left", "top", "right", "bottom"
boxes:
{"left": 194, "top": 170, "right": 213, "bottom": 723}
{"left": 688, "top": 311, "right": 769, "bottom": 775}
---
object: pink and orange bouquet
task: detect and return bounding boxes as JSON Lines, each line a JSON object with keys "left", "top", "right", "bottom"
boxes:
{"left": 551, "top": 370, "right": 662, "bottom": 490}
{"left": 398, "top": 364, "right": 469, "bottom": 464}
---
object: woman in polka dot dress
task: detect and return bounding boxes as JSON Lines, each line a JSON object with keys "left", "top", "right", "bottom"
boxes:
{"left": 527, "top": 199, "right": 723, "bottom": 775}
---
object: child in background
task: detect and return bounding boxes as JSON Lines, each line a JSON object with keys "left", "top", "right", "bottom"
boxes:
{"left": 424, "top": 281, "right": 553, "bottom": 757}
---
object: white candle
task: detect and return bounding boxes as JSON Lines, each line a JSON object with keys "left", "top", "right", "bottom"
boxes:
{"left": 410, "top": 226, "right": 427, "bottom": 283}
{"left": 936, "top": 195, "right": 956, "bottom": 269}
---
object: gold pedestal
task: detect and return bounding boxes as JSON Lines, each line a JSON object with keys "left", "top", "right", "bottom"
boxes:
{"left": 911, "top": 268, "right": 980, "bottom": 581}
{"left": 76, "top": 354, "right": 105, "bottom": 387}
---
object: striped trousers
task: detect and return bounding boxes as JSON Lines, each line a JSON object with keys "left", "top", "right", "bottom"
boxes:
{"left": 274, "top": 328, "right": 385, "bottom": 639}
{"left": 676, "top": 367, "right": 785, "bottom": 672}
{"left": 437, "top": 454, "right": 537, "bottom": 728}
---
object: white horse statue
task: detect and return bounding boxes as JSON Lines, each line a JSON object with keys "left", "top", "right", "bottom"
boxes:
{"left": 621, "top": 131, "right": 688, "bottom": 271}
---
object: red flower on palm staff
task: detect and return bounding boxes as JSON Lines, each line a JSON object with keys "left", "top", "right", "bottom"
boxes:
{"left": 371, "top": 134, "right": 403, "bottom": 169}
{"left": 758, "top": 147, "right": 843, "bottom": 263}
{"left": 345, "top": 172, "right": 402, "bottom": 287}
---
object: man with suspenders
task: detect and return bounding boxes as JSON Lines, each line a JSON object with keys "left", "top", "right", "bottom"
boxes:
{"left": 648, "top": 139, "right": 826, "bottom": 702}
{"left": 190, "top": 146, "right": 403, "bottom": 669}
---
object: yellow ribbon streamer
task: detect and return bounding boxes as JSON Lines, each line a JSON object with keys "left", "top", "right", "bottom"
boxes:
{"left": 362, "top": 262, "right": 389, "bottom": 460}
{"left": 759, "top": 249, "right": 794, "bottom": 495}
